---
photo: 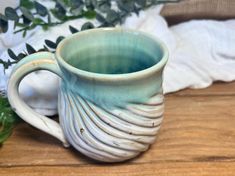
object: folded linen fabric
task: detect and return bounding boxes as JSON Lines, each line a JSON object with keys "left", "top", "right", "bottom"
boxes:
{"left": 0, "top": 5, "right": 235, "bottom": 115}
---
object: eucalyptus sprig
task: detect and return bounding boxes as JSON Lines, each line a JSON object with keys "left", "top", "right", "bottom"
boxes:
{"left": 0, "top": 0, "right": 98, "bottom": 37}
{"left": 0, "top": 0, "right": 179, "bottom": 36}
{"left": 0, "top": 94, "right": 20, "bottom": 145}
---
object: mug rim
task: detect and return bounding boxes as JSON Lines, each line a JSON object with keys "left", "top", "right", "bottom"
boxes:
{"left": 56, "top": 27, "right": 168, "bottom": 81}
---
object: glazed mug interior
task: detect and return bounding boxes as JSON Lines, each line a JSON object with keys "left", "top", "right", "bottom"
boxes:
{"left": 57, "top": 28, "right": 165, "bottom": 75}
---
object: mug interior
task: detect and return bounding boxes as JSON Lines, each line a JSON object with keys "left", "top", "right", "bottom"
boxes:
{"left": 59, "top": 29, "right": 164, "bottom": 75}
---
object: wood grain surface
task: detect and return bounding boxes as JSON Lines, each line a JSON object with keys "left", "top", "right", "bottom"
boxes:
{"left": 1, "top": 82, "right": 235, "bottom": 176}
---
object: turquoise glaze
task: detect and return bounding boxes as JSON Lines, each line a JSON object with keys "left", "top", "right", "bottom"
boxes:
{"left": 7, "top": 28, "right": 168, "bottom": 162}
{"left": 57, "top": 28, "right": 167, "bottom": 107}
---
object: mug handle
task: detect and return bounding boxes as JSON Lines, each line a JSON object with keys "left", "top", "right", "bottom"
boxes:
{"left": 7, "top": 52, "right": 68, "bottom": 146}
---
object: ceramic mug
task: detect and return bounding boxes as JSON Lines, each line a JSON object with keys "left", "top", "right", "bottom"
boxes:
{"left": 7, "top": 28, "right": 168, "bottom": 162}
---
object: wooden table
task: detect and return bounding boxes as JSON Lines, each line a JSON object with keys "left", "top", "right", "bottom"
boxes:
{"left": 1, "top": 82, "right": 235, "bottom": 176}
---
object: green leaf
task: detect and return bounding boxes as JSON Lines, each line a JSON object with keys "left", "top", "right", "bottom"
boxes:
{"left": 0, "top": 14, "right": 7, "bottom": 22}
{"left": 117, "top": 0, "right": 135, "bottom": 12}
{"left": 85, "top": 0, "right": 95, "bottom": 10}
{"left": 45, "top": 40, "right": 57, "bottom": 49}
{"left": 17, "top": 53, "right": 26, "bottom": 60}
{"left": 43, "top": 45, "right": 49, "bottom": 51}
{"left": 96, "top": 13, "right": 106, "bottom": 23}
{"left": 118, "top": 10, "right": 128, "bottom": 24}
{"left": 133, "top": 5, "right": 141, "bottom": 15}
{"left": 56, "top": 2, "right": 67, "bottom": 14}
{"left": 34, "top": 1, "right": 48, "bottom": 17}
{"left": 5, "top": 7, "right": 19, "bottom": 22}
{"left": 38, "top": 45, "right": 50, "bottom": 52}
{"left": 0, "top": 95, "right": 20, "bottom": 144}
{"left": 56, "top": 36, "right": 65, "bottom": 45}
{"left": 69, "top": 25, "right": 79, "bottom": 33}
{"left": 0, "top": 14, "right": 8, "bottom": 33}
{"left": 22, "top": 15, "right": 31, "bottom": 25}
{"left": 0, "top": 59, "right": 8, "bottom": 70}
{"left": 0, "top": 59, "right": 7, "bottom": 71}
{"left": 83, "top": 10, "right": 96, "bottom": 19}
{"left": 0, "top": 125, "right": 12, "bottom": 144}
{"left": 20, "top": 7, "right": 34, "bottom": 22}
{"left": 106, "top": 10, "right": 120, "bottom": 25}
{"left": 81, "top": 22, "right": 94, "bottom": 31}
{"left": 0, "top": 59, "right": 4, "bottom": 65}
{"left": 51, "top": 2, "right": 67, "bottom": 20}
{"left": 7, "top": 49, "right": 19, "bottom": 61}
{"left": 96, "top": 0, "right": 111, "bottom": 13}
{"left": 20, "top": 0, "right": 34, "bottom": 9}
{"left": 26, "top": 43, "right": 36, "bottom": 54}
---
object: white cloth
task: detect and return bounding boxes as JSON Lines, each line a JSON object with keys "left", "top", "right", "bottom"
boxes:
{"left": 1, "top": 5, "right": 235, "bottom": 115}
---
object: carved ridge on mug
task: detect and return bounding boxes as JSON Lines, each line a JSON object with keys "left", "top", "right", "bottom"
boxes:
{"left": 58, "top": 86, "right": 164, "bottom": 162}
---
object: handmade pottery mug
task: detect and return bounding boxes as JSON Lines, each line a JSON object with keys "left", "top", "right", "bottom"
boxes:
{"left": 7, "top": 28, "right": 168, "bottom": 162}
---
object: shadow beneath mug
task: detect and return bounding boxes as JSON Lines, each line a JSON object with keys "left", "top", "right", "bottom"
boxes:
{"left": 68, "top": 145, "right": 143, "bottom": 165}
{"left": 16, "top": 122, "right": 62, "bottom": 146}
{"left": 13, "top": 119, "right": 145, "bottom": 165}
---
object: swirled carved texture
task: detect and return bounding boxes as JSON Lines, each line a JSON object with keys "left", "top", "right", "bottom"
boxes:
{"left": 58, "top": 87, "right": 164, "bottom": 162}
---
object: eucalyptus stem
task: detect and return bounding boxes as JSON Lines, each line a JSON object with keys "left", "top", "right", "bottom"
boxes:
{"left": 14, "top": 21, "right": 63, "bottom": 34}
